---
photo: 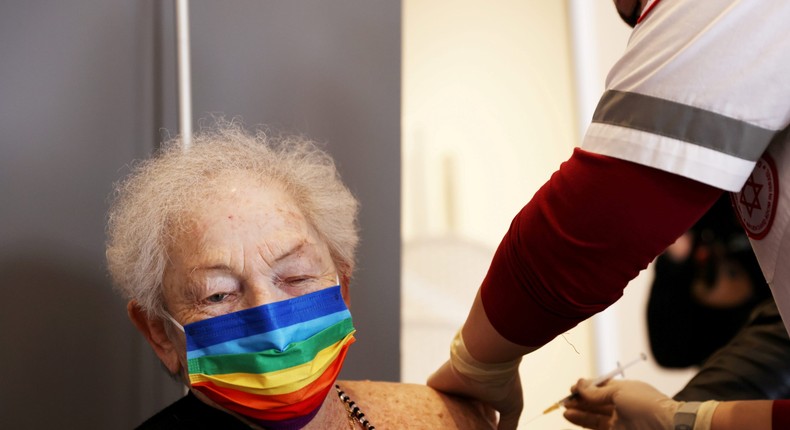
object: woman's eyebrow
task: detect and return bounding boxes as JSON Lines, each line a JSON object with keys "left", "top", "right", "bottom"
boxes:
{"left": 189, "top": 264, "right": 232, "bottom": 274}
{"left": 273, "top": 242, "right": 307, "bottom": 263}
{"left": 177, "top": 278, "right": 210, "bottom": 302}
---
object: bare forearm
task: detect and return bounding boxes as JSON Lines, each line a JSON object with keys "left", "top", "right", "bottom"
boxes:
{"left": 460, "top": 291, "right": 536, "bottom": 363}
{"left": 711, "top": 401, "right": 772, "bottom": 430}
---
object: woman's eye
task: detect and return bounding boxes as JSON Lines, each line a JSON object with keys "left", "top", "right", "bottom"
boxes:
{"left": 287, "top": 277, "right": 309, "bottom": 284}
{"left": 206, "top": 293, "right": 229, "bottom": 303}
{"left": 283, "top": 277, "right": 315, "bottom": 286}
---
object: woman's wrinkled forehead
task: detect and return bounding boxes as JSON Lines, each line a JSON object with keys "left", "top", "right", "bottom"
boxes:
{"left": 161, "top": 168, "right": 339, "bottom": 282}
{"left": 169, "top": 171, "right": 291, "bottom": 227}
{"left": 174, "top": 172, "right": 307, "bottom": 235}
{"left": 161, "top": 170, "right": 336, "bottom": 289}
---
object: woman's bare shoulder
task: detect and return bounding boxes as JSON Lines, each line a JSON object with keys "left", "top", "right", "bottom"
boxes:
{"left": 336, "top": 380, "right": 496, "bottom": 430}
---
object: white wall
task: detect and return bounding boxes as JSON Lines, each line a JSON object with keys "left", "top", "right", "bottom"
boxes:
{"left": 402, "top": 1, "right": 695, "bottom": 429}
{"left": 402, "top": 2, "right": 591, "bottom": 429}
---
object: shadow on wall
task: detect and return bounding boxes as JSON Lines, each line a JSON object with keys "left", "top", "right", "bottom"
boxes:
{"left": 0, "top": 248, "right": 181, "bottom": 429}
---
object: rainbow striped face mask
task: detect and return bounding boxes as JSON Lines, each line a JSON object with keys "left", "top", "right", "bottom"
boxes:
{"left": 166, "top": 285, "right": 356, "bottom": 430}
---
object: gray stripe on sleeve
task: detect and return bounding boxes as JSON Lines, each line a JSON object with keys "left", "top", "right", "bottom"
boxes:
{"left": 592, "top": 90, "right": 775, "bottom": 161}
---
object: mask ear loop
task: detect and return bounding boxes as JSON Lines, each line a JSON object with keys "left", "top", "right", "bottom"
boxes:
{"left": 160, "top": 310, "right": 191, "bottom": 392}
{"left": 163, "top": 311, "right": 185, "bottom": 333}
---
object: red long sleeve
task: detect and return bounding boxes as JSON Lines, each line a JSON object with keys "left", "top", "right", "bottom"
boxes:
{"left": 773, "top": 400, "right": 790, "bottom": 429}
{"left": 481, "top": 148, "right": 723, "bottom": 346}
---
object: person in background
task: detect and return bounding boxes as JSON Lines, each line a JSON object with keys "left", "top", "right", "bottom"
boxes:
{"left": 562, "top": 296, "right": 790, "bottom": 429}
{"left": 428, "top": 1, "right": 790, "bottom": 429}
{"left": 647, "top": 196, "right": 771, "bottom": 369}
{"left": 672, "top": 298, "right": 790, "bottom": 402}
{"left": 107, "top": 123, "right": 495, "bottom": 429}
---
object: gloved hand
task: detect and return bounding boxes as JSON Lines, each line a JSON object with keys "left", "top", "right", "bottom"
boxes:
{"left": 427, "top": 330, "right": 523, "bottom": 430}
{"left": 563, "top": 379, "right": 681, "bottom": 430}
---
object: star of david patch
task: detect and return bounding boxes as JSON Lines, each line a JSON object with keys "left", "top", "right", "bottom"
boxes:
{"left": 732, "top": 154, "right": 778, "bottom": 240}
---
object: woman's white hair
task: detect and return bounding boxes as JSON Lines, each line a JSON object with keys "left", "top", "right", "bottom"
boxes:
{"left": 106, "top": 122, "right": 359, "bottom": 317}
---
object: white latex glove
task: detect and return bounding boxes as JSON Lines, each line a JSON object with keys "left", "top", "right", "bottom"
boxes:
{"left": 563, "top": 379, "right": 681, "bottom": 430}
{"left": 427, "top": 330, "right": 523, "bottom": 430}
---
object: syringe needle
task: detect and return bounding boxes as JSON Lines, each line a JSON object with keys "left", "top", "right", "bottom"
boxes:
{"left": 539, "top": 353, "right": 647, "bottom": 417}
{"left": 590, "top": 352, "right": 648, "bottom": 386}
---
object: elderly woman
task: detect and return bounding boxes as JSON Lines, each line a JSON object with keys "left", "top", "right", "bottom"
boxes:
{"left": 106, "top": 124, "right": 495, "bottom": 429}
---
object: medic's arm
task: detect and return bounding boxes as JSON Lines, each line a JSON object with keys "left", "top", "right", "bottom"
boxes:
{"left": 428, "top": 149, "right": 722, "bottom": 430}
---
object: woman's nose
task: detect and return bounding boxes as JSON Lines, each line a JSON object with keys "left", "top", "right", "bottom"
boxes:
{"left": 244, "top": 281, "right": 290, "bottom": 309}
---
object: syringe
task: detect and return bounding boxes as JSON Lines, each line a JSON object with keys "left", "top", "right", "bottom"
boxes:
{"left": 540, "top": 352, "right": 647, "bottom": 415}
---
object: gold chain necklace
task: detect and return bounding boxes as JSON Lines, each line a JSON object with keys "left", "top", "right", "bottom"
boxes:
{"left": 335, "top": 384, "right": 376, "bottom": 430}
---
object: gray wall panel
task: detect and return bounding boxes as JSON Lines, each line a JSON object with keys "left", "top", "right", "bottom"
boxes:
{"left": 189, "top": 0, "right": 401, "bottom": 383}
{"left": 0, "top": 0, "right": 400, "bottom": 428}
{"left": 0, "top": 1, "right": 183, "bottom": 428}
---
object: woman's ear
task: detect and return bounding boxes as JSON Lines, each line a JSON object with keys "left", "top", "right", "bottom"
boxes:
{"left": 127, "top": 300, "right": 182, "bottom": 374}
{"left": 339, "top": 273, "right": 351, "bottom": 308}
